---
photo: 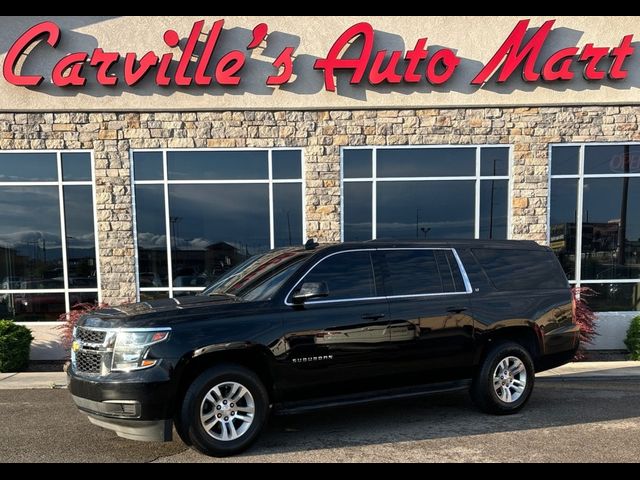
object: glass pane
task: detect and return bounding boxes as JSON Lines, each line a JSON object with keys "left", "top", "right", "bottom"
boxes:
{"left": 61, "top": 152, "right": 91, "bottom": 181}
{"left": 377, "top": 148, "right": 475, "bottom": 178}
{"left": 64, "top": 186, "right": 97, "bottom": 288}
{"left": 382, "top": 250, "right": 443, "bottom": 296}
{"left": 135, "top": 185, "right": 168, "bottom": 288}
{"left": 377, "top": 181, "right": 475, "bottom": 240}
{"left": 272, "top": 150, "right": 302, "bottom": 180}
{"left": 344, "top": 182, "right": 372, "bottom": 242}
{"left": 480, "top": 180, "right": 508, "bottom": 240}
{"left": 0, "top": 293, "right": 65, "bottom": 322}
{"left": 169, "top": 184, "right": 270, "bottom": 287}
{"left": 585, "top": 283, "right": 640, "bottom": 312}
{"left": 140, "top": 291, "right": 170, "bottom": 302}
{"left": 133, "top": 152, "right": 164, "bottom": 181}
{"left": 585, "top": 145, "right": 640, "bottom": 175}
{"left": 551, "top": 146, "right": 580, "bottom": 176}
{"left": 481, "top": 148, "right": 509, "bottom": 176}
{"left": 173, "top": 290, "right": 204, "bottom": 297}
{"left": 273, "top": 183, "right": 303, "bottom": 248}
{"left": 581, "top": 178, "right": 640, "bottom": 280}
{"left": 68, "top": 291, "right": 98, "bottom": 309}
{"left": 168, "top": 151, "right": 268, "bottom": 180}
{"left": 343, "top": 149, "right": 372, "bottom": 178}
{"left": 0, "top": 187, "right": 63, "bottom": 289}
{"left": 302, "top": 251, "right": 375, "bottom": 300}
{"left": 550, "top": 178, "right": 578, "bottom": 280}
{"left": 0, "top": 152, "right": 58, "bottom": 182}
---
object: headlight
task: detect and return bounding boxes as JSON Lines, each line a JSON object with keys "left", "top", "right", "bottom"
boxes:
{"left": 111, "top": 329, "right": 170, "bottom": 372}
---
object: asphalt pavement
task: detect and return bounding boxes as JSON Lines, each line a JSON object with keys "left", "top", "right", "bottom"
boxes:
{"left": 1, "top": 379, "right": 640, "bottom": 462}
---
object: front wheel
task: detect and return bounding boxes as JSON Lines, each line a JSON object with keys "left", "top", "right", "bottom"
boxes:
{"left": 470, "top": 341, "right": 535, "bottom": 415}
{"left": 180, "top": 364, "right": 269, "bottom": 457}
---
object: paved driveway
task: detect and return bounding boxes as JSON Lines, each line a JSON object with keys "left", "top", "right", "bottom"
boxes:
{"left": 1, "top": 380, "right": 639, "bottom": 462}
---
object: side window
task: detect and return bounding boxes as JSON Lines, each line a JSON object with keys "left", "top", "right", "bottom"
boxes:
{"left": 472, "top": 249, "right": 568, "bottom": 291}
{"left": 435, "top": 250, "right": 467, "bottom": 293}
{"left": 382, "top": 250, "right": 443, "bottom": 296}
{"left": 298, "top": 251, "right": 376, "bottom": 301}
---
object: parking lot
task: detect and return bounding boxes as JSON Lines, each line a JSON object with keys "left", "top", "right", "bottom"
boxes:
{"left": 1, "top": 379, "right": 640, "bottom": 462}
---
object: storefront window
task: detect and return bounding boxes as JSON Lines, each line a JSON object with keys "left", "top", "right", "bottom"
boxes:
{"left": 342, "top": 146, "right": 511, "bottom": 242}
{"left": 133, "top": 149, "right": 304, "bottom": 299}
{"left": 550, "top": 144, "right": 640, "bottom": 312}
{"left": 0, "top": 151, "right": 98, "bottom": 322}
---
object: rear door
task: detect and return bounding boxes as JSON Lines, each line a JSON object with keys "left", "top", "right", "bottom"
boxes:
{"left": 380, "top": 248, "right": 475, "bottom": 385}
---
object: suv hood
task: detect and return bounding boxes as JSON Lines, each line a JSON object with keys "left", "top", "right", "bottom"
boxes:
{"left": 77, "top": 295, "right": 245, "bottom": 329}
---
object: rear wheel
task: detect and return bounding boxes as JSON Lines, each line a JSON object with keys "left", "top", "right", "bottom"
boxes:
{"left": 470, "top": 341, "right": 535, "bottom": 415}
{"left": 180, "top": 364, "right": 269, "bottom": 457}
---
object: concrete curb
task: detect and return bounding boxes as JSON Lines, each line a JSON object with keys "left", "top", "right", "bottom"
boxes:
{"left": 0, "top": 372, "right": 67, "bottom": 390}
{"left": 1, "top": 362, "right": 639, "bottom": 390}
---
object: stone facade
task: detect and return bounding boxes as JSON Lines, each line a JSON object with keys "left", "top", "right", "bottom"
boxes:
{"left": 1, "top": 106, "right": 639, "bottom": 305}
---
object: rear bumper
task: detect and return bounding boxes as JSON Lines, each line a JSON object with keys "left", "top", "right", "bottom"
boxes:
{"left": 537, "top": 324, "right": 581, "bottom": 372}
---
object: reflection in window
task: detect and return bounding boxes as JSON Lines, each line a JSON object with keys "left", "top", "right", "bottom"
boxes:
{"left": 343, "top": 147, "right": 510, "bottom": 242}
{"left": 0, "top": 151, "right": 98, "bottom": 322}
{"left": 377, "top": 181, "right": 475, "bottom": 240}
{"left": 132, "top": 149, "right": 304, "bottom": 299}
{"left": 550, "top": 144, "right": 640, "bottom": 313}
{"left": 135, "top": 185, "right": 168, "bottom": 288}
{"left": 300, "top": 251, "right": 376, "bottom": 301}
{"left": 169, "top": 184, "right": 271, "bottom": 287}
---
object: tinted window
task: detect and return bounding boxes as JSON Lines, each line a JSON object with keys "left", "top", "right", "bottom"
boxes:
{"left": 550, "top": 178, "right": 578, "bottom": 280}
{"left": 0, "top": 153, "right": 57, "bottom": 182}
{"left": 133, "top": 152, "right": 163, "bottom": 181}
{"left": 134, "top": 185, "right": 168, "bottom": 287}
{"left": 435, "top": 249, "right": 467, "bottom": 293}
{"left": 300, "top": 251, "right": 376, "bottom": 301}
{"left": 377, "top": 148, "right": 476, "bottom": 177}
{"left": 585, "top": 145, "right": 640, "bottom": 175}
{"left": 481, "top": 148, "right": 510, "bottom": 176}
{"left": 343, "top": 149, "right": 373, "bottom": 178}
{"left": 272, "top": 150, "right": 302, "bottom": 180}
{"left": 382, "top": 250, "right": 443, "bottom": 296}
{"left": 473, "top": 249, "right": 568, "bottom": 291}
{"left": 344, "top": 182, "right": 372, "bottom": 241}
{"left": 377, "top": 181, "right": 475, "bottom": 240}
{"left": 273, "top": 183, "right": 303, "bottom": 248}
{"left": 479, "top": 180, "right": 508, "bottom": 240}
{"left": 551, "top": 146, "right": 580, "bottom": 175}
{"left": 61, "top": 152, "right": 92, "bottom": 181}
{"left": 168, "top": 151, "right": 268, "bottom": 180}
{"left": 64, "top": 186, "right": 97, "bottom": 288}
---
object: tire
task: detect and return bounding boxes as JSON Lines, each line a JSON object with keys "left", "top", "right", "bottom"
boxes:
{"left": 470, "top": 341, "right": 535, "bottom": 415}
{"left": 180, "top": 364, "right": 269, "bottom": 457}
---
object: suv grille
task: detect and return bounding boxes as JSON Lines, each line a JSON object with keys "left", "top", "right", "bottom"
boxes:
{"left": 76, "top": 327, "right": 107, "bottom": 345}
{"left": 75, "top": 351, "right": 103, "bottom": 374}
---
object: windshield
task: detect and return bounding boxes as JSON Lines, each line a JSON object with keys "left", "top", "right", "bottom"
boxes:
{"left": 200, "top": 249, "right": 311, "bottom": 299}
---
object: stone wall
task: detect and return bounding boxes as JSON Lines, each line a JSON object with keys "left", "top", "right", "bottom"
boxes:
{"left": 1, "top": 106, "right": 639, "bottom": 305}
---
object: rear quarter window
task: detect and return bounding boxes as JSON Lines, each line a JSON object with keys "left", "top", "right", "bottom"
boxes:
{"left": 472, "top": 248, "right": 568, "bottom": 291}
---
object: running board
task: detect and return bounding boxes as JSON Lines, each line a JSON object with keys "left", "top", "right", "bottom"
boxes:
{"left": 274, "top": 379, "right": 471, "bottom": 416}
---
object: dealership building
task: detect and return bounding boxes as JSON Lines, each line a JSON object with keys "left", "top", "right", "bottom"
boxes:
{"left": 0, "top": 16, "right": 638, "bottom": 360}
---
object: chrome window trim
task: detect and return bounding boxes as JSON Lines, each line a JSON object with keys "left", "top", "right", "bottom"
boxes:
{"left": 284, "top": 248, "right": 473, "bottom": 307}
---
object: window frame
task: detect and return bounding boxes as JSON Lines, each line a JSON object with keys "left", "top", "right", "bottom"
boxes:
{"left": 340, "top": 145, "right": 513, "bottom": 241}
{"left": 284, "top": 248, "right": 472, "bottom": 306}
{"left": 131, "top": 148, "right": 306, "bottom": 301}
{"left": 0, "top": 149, "right": 101, "bottom": 324}
{"left": 548, "top": 142, "right": 640, "bottom": 302}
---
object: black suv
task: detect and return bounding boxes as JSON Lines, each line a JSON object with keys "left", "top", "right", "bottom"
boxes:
{"left": 68, "top": 240, "right": 579, "bottom": 457}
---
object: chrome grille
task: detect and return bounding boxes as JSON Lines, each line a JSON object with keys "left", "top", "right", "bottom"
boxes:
{"left": 76, "top": 327, "right": 107, "bottom": 345}
{"left": 75, "top": 351, "right": 103, "bottom": 374}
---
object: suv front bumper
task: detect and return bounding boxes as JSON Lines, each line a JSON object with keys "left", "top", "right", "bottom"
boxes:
{"left": 67, "top": 366, "right": 176, "bottom": 442}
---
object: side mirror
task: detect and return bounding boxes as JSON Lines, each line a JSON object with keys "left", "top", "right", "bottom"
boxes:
{"left": 292, "top": 282, "right": 329, "bottom": 304}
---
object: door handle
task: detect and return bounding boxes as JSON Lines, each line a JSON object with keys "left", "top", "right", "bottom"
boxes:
{"left": 447, "top": 307, "right": 468, "bottom": 314}
{"left": 362, "top": 313, "right": 386, "bottom": 321}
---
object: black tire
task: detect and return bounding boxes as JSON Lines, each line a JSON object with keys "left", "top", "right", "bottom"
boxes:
{"left": 180, "top": 364, "right": 269, "bottom": 457}
{"left": 470, "top": 341, "right": 535, "bottom": 415}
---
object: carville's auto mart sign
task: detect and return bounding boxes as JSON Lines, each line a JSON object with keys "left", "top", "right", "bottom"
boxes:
{"left": 0, "top": 16, "right": 639, "bottom": 111}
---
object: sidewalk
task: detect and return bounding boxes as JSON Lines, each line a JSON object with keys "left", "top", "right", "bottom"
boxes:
{"left": 1, "top": 362, "right": 640, "bottom": 390}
